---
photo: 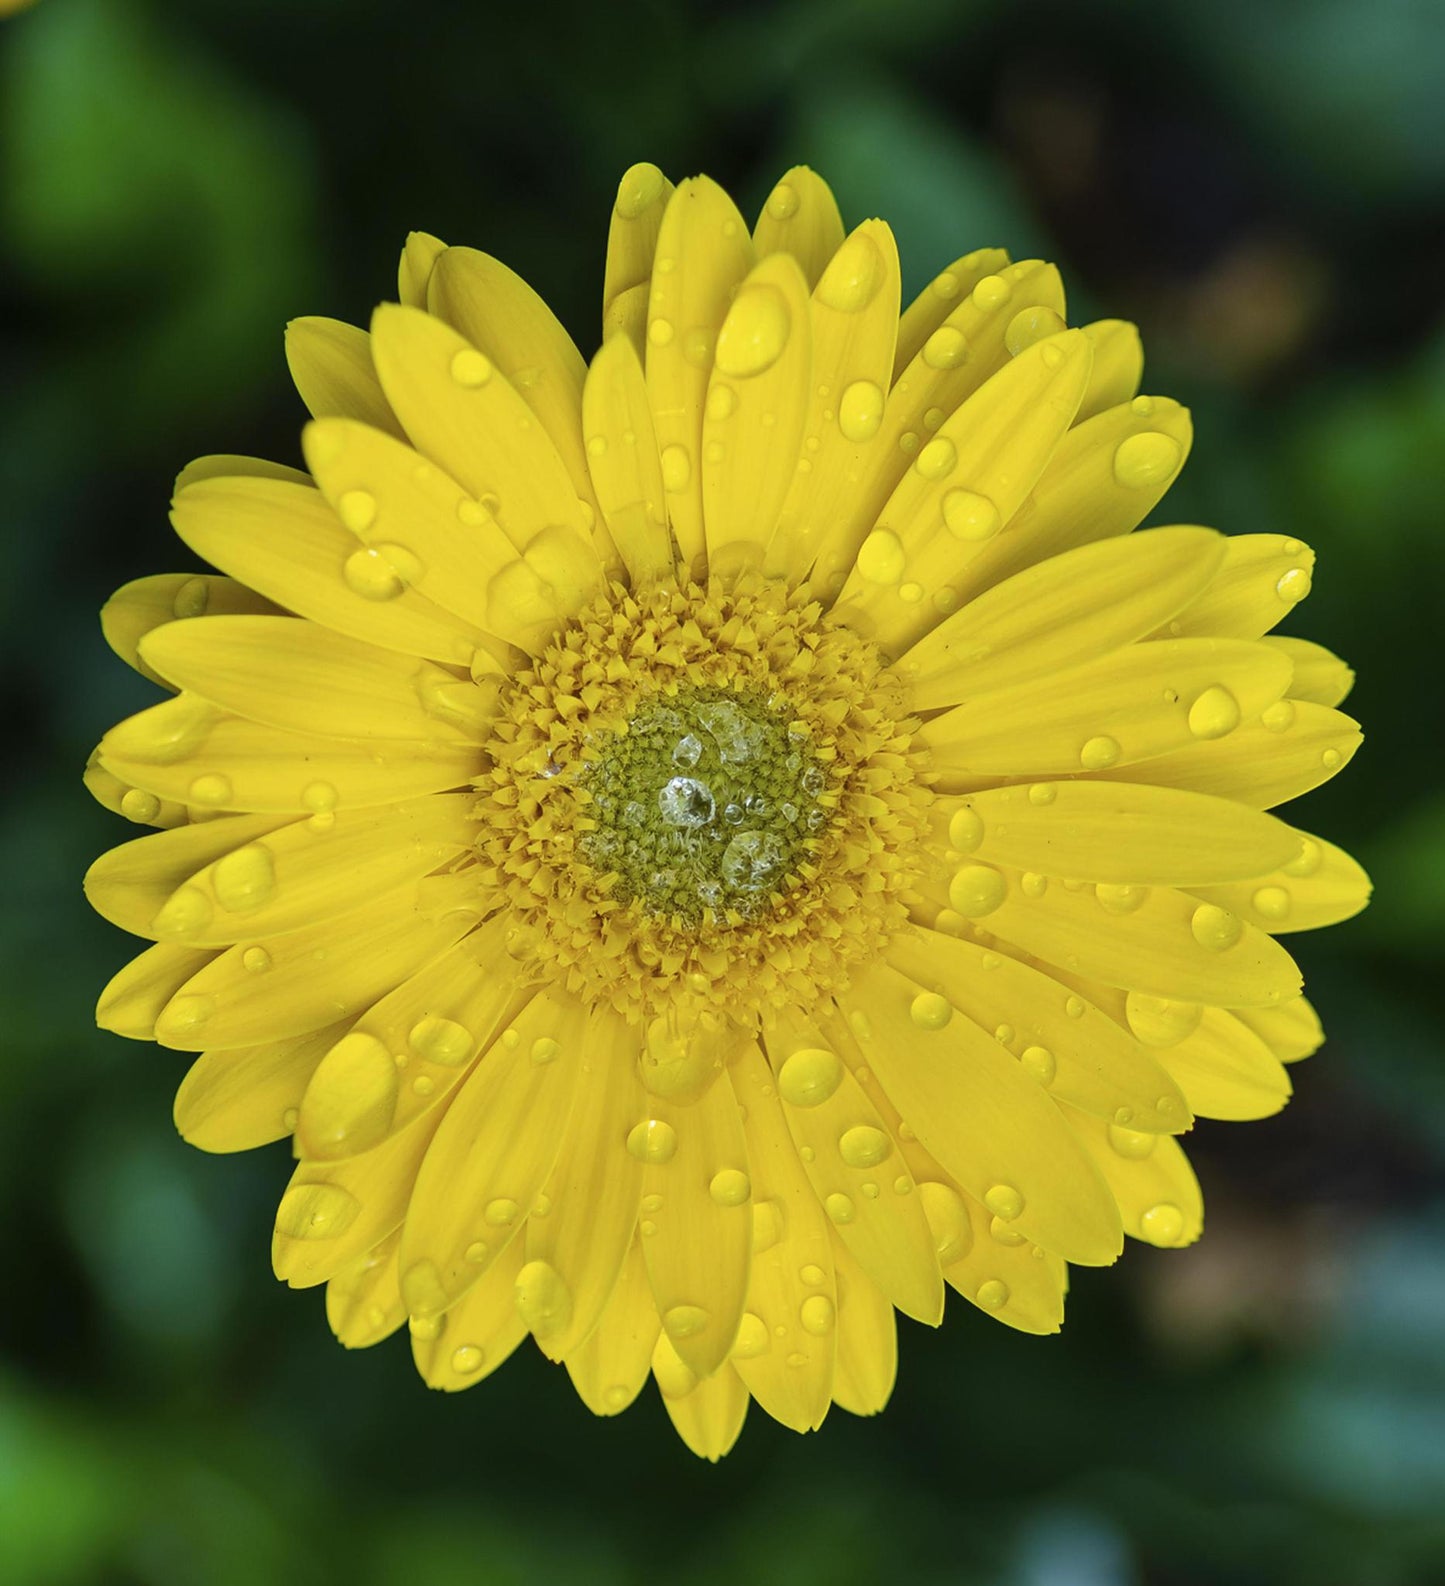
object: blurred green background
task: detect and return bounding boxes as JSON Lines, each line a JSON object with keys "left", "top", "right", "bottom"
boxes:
{"left": 3, "top": 0, "right": 1444, "bottom": 1581}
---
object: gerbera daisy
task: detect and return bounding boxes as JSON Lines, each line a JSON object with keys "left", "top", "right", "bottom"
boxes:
{"left": 85, "top": 162, "right": 1370, "bottom": 1459}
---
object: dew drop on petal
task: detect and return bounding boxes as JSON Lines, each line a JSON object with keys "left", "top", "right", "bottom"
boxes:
{"left": 172, "top": 577, "right": 209, "bottom": 619}
{"left": 450, "top": 1344, "right": 483, "bottom": 1375}
{"left": 941, "top": 488, "right": 1000, "bottom": 542}
{"left": 824, "top": 1192, "right": 856, "bottom": 1224}
{"left": 1187, "top": 685, "right": 1241, "bottom": 740}
{"left": 777, "top": 1046, "right": 843, "bottom": 1108}
{"left": 838, "top": 1125, "right": 891, "bottom": 1168}
{"left": 1113, "top": 431, "right": 1182, "bottom": 488}
{"left": 948, "top": 863, "right": 1006, "bottom": 918}
{"left": 708, "top": 1168, "right": 751, "bottom": 1207}
{"left": 815, "top": 231, "right": 885, "bottom": 313}
{"left": 971, "top": 274, "right": 1012, "bottom": 311}
{"left": 914, "top": 435, "right": 956, "bottom": 480}
{"left": 660, "top": 444, "right": 691, "bottom": 491}
{"left": 984, "top": 1183, "right": 1024, "bottom": 1221}
{"left": 1276, "top": 566, "right": 1312, "bottom": 604}
{"left": 837, "top": 379, "right": 884, "bottom": 442}
{"left": 120, "top": 788, "right": 162, "bottom": 822}
{"left": 450, "top": 349, "right": 493, "bottom": 387}
{"left": 408, "top": 1016, "right": 474, "bottom": 1067}
{"left": 919, "top": 1181, "right": 973, "bottom": 1264}
{"left": 856, "top": 528, "right": 906, "bottom": 585}
{"left": 715, "top": 284, "right": 790, "bottom": 377}
{"left": 1126, "top": 993, "right": 1203, "bottom": 1048}
{"left": 799, "top": 1295, "right": 836, "bottom": 1336}
{"left": 1079, "top": 735, "right": 1121, "bottom": 769}
{"left": 275, "top": 1183, "right": 360, "bottom": 1241}
{"left": 1108, "top": 1123, "right": 1158, "bottom": 1160}
{"left": 1252, "top": 885, "right": 1292, "bottom": 921}
{"left": 626, "top": 1118, "right": 678, "bottom": 1163}
{"left": 976, "top": 1279, "right": 1010, "bottom": 1310}
{"left": 910, "top": 991, "right": 953, "bottom": 1031}
{"left": 732, "top": 1312, "right": 769, "bottom": 1358}
{"left": 765, "top": 180, "right": 800, "bottom": 220}
{"left": 1140, "top": 1202, "right": 1186, "bottom": 1245}
{"left": 1096, "top": 882, "right": 1149, "bottom": 915}
{"left": 212, "top": 843, "right": 277, "bottom": 913}
{"left": 1191, "top": 902, "right": 1244, "bottom": 952}
{"left": 947, "top": 805, "right": 984, "bottom": 854}
{"left": 1019, "top": 1045, "right": 1056, "bottom": 1084}
{"left": 1283, "top": 837, "right": 1323, "bottom": 878}
{"left": 922, "top": 325, "right": 968, "bottom": 369}
{"left": 662, "top": 1303, "right": 709, "bottom": 1340}
{"left": 515, "top": 1259, "right": 572, "bottom": 1338}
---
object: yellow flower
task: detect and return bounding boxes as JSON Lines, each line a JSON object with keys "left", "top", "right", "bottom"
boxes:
{"left": 85, "top": 162, "right": 1370, "bottom": 1459}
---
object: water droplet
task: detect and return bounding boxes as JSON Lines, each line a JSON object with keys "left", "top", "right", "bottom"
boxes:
{"left": 1020, "top": 1045, "right": 1056, "bottom": 1084}
{"left": 586, "top": 434, "right": 608, "bottom": 459}
{"left": 752, "top": 1198, "right": 784, "bottom": 1253}
{"left": 1283, "top": 837, "right": 1323, "bottom": 878}
{"left": 932, "top": 270, "right": 960, "bottom": 299}
{"left": 172, "top": 577, "right": 209, "bottom": 619}
{"left": 971, "top": 274, "right": 1012, "bottom": 311}
{"left": 706, "top": 384, "right": 736, "bottom": 421}
{"left": 715, "top": 284, "right": 790, "bottom": 377}
{"left": 1065, "top": 996, "right": 1086, "bottom": 1019}
{"left": 941, "top": 488, "right": 1001, "bottom": 542}
{"left": 766, "top": 180, "right": 800, "bottom": 220}
{"left": 838, "top": 379, "right": 884, "bottom": 442}
{"left": 1191, "top": 902, "right": 1243, "bottom": 952}
{"left": 1080, "top": 735, "right": 1122, "bottom": 770}
{"left": 839, "top": 1125, "right": 891, "bottom": 1168}
{"left": 683, "top": 327, "right": 714, "bottom": 369}
{"left": 151, "top": 884, "right": 213, "bottom": 938}
{"left": 910, "top": 991, "right": 952, "bottom": 1031}
{"left": 343, "top": 546, "right": 404, "bottom": 600}
{"left": 709, "top": 1168, "right": 751, "bottom": 1207}
{"left": 777, "top": 1047, "right": 843, "bottom": 1108}
{"left": 660, "top": 444, "right": 691, "bottom": 492}
{"left": 720, "top": 830, "right": 786, "bottom": 891}
{"left": 657, "top": 775, "right": 716, "bottom": 827}
{"left": 1140, "top": 1202, "right": 1185, "bottom": 1245}
{"left": 922, "top": 325, "right": 968, "bottom": 369}
{"left": 485, "top": 1197, "right": 520, "bottom": 1226}
{"left": 991, "top": 1216, "right": 1028, "bottom": 1246}
{"left": 947, "top": 806, "right": 984, "bottom": 854}
{"left": 1005, "top": 305, "right": 1067, "bottom": 355}
{"left": 515, "top": 1259, "right": 572, "bottom": 1337}
{"left": 919, "top": 1182, "right": 972, "bottom": 1263}
{"left": 648, "top": 317, "right": 675, "bottom": 348}
{"left": 948, "top": 863, "right": 1007, "bottom": 918}
{"left": 1021, "top": 871, "right": 1048, "bottom": 899}
{"left": 1276, "top": 566, "right": 1312, "bottom": 604}
{"left": 1261, "top": 699, "right": 1296, "bottom": 733}
{"left": 450, "top": 1344, "right": 483, "bottom": 1374}
{"left": 1113, "top": 431, "right": 1182, "bottom": 488}
{"left": 1251, "top": 885, "right": 1292, "bottom": 921}
{"left": 1027, "top": 783, "right": 1057, "bottom": 806}
{"left": 856, "top": 528, "right": 906, "bottom": 585}
{"left": 732, "top": 1313, "right": 769, "bottom": 1360}
{"left": 800, "top": 1294, "right": 836, "bottom": 1336}
{"left": 211, "top": 842, "right": 276, "bottom": 913}
{"left": 662, "top": 1303, "right": 709, "bottom": 1340}
{"left": 626, "top": 1118, "right": 678, "bottom": 1163}
{"left": 1125, "top": 993, "right": 1203, "bottom": 1048}
{"left": 450, "top": 348, "right": 493, "bottom": 387}
{"left": 976, "top": 1278, "right": 1010, "bottom": 1310}
{"left": 187, "top": 774, "right": 232, "bottom": 807}
{"left": 408, "top": 1314, "right": 442, "bottom": 1342}
{"left": 984, "top": 1184, "right": 1024, "bottom": 1221}
{"left": 274, "top": 1182, "right": 360, "bottom": 1241}
{"left": 816, "top": 231, "right": 885, "bottom": 312}
{"left": 119, "top": 788, "right": 162, "bottom": 823}
{"left": 1096, "top": 883, "right": 1149, "bottom": 915}
{"left": 1109, "top": 1123, "right": 1158, "bottom": 1160}
{"left": 914, "top": 435, "right": 956, "bottom": 481}
{"left": 242, "top": 945, "right": 271, "bottom": 974}
{"left": 337, "top": 488, "right": 377, "bottom": 534}
{"left": 1187, "top": 685, "right": 1241, "bottom": 740}
{"left": 408, "top": 1016, "right": 473, "bottom": 1067}
{"left": 824, "top": 1192, "right": 855, "bottom": 1224}
{"left": 464, "top": 1241, "right": 488, "bottom": 1265}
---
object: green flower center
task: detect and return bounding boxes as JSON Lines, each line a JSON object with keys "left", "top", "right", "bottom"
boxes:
{"left": 578, "top": 687, "right": 829, "bottom": 925}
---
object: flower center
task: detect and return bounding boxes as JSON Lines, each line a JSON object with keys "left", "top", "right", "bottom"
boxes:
{"left": 579, "top": 688, "right": 828, "bottom": 925}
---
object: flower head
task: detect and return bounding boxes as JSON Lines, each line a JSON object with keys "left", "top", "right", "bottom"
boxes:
{"left": 86, "top": 162, "right": 1369, "bottom": 1458}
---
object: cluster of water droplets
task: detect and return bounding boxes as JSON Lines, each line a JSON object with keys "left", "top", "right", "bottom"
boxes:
{"left": 578, "top": 688, "right": 829, "bottom": 924}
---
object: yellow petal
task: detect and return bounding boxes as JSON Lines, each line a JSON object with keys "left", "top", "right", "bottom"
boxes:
{"left": 644, "top": 176, "right": 756, "bottom": 572}
{"left": 829, "top": 328, "right": 1094, "bottom": 656}
{"left": 702, "top": 250, "right": 813, "bottom": 576}
{"left": 922, "top": 637, "right": 1292, "bottom": 781}
{"left": 174, "top": 1023, "right": 343, "bottom": 1152}
{"left": 152, "top": 873, "right": 481, "bottom": 1050}
{"left": 1089, "top": 701, "right": 1362, "bottom": 809}
{"left": 764, "top": 1007, "right": 942, "bottom": 1324}
{"left": 888, "top": 928, "right": 1188, "bottom": 1133}
{"left": 296, "top": 921, "right": 523, "bottom": 1160}
{"left": 368, "top": 303, "right": 598, "bottom": 562}
{"left": 141, "top": 617, "right": 493, "bottom": 745}
{"left": 638, "top": 1063, "right": 753, "bottom": 1379}
{"left": 833, "top": 962, "right": 1123, "bottom": 1266}
{"left": 97, "top": 943, "right": 217, "bottom": 1039}
{"left": 658, "top": 1350, "right": 749, "bottom": 1462}
{"left": 1266, "top": 636, "right": 1355, "bottom": 706}
{"left": 285, "top": 317, "right": 403, "bottom": 438}
{"left": 1154, "top": 534, "right": 1316, "bottom": 640}
{"left": 901, "top": 526, "right": 1226, "bottom": 709}
{"left": 300, "top": 416, "right": 569, "bottom": 655}
{"left": 946, "top": 395, "right": 1194, "bottom": 611}
{"left": 1190, "top": 829, "right": 1371, "bottom": 934}
{"left": 524, "top": 1008, "right": 645, "bottom": 1359}
{"left": 892, "top": 247, "right": 1015, "bottom": 380}
{"left": 98, "top": 693, "right": 479, "bottom": 814}
{"left": 728, "top": 1040, "right": 838, "bottom": 1433}
{"left": 1077, "top": 319, "right": 1143, "bottom": 421}
{"left": 564, "top": 1238, "right": 660, "bottom": 1417}
{"left": 582, "top": 332, "right": 674, "bottom": 584}
{"left": 937, "top": 781, "right": 1300, "bottom": 885}
{"left": 829, "top": 1234, "right": 897, "bottom": 1418}
{"left": 174, "top": 455, "right": 313, "bottom": 493}
{"left": 764, "top": 220, "right": 902, "bottom": 583}
{"left": 752, "top": 166, "right": 845, "bottom": 289}
{"left": 602, "top": 162, "right": 674, "bottom": 353}
{"left": 1066, "top": 1108, "right": 1204, "bottom": 1247}
{"left": 411, "top": 1237, "right": 528, "bottom": 1391}
{"left": 326, "top": 1230, "right": 407, "bottom": 1349}
{"left": 1155, "top": 1008, "right": 1293, "bottom": 1120}
{"left": 400, "top": 988, "right": 582, "bottom": 1316}
{"left": 102, "top": 573, "right": 279, "bottom": 688}
{"left": 273, "top": 1107, "right": 441, "bottom": 1289}
{"left": 84, "top": 752, "right": 188, "bottom": 830}
{"left": 397, "top": 230, "right": 446, "bottom": 308}
{"left": 171, "top": 475, "right": 484, "bottom": 666}
{"left": 1233, "top": 995, "right": 1324, "bottom": 1064}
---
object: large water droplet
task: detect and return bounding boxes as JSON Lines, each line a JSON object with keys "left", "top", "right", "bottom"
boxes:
{"left": 815, "top": 231, "right": 885, "bottom": 312}
{"left": 922, "top": 325, "right": 968, "bottom": 370}
{"left": 1079, "top": 735, "right": 1122, "bottom": 770}
{"left": 1139, "top": 1202, "right": 1185, "bottom": 1245}
{"left": 837, "top": 379, "right": 884, "bottom": 442}
{"left": 948, "top": 863, "right": 1007, "bottom": 918}
{"left": 450, "top": 348, "right": 493, "bottom": 387}
{"left": 515, "top": 1259, "right": 572, "bottom": 1337}
{"left": 975, "top": 1278, "right": 1010, "bottom": 1310}
{"left": 626, "top": 1118, "right": 678, "bottom": 1163}
{"left": 715, "top": 284, "right": 791, "bottom": 377}
{"left": 1125, "top": 993, "right": 1203, "bottom": 1048}
{"left": 1252, "top": 885, "right": 1292, "bottom": 921}
{"left": 720, "top": 830, "right": 785, "bottom": 891}
{"left": 1004, "top": 305, "right": 1067, "bottom": 355}
{"left": 732, "top": 1312, "right": 769, "bottom": 1358}
{"left": 1113, "top": 432, "right": 1182, "bottom": 488}
{"left": 918, "top": 1181, "right": 972, "bottom": 1264}
{"left": 1190, "top": 902, "right": 1243, "bottom": 952}
{"left": 408, "top": 1015, "right": 474, "bottom": 1067}
{"left": 662, "top": 1303, "right": 709, "bottom": 1340}
{"left": 657, "top": 776, "right": 716, "bottom": 827}
{"left": 948, "top": 806, "right": 984, "bottom": 854}
{"left": 778, "top": 1046, "right": 843, "bottom": 1108}
{"left": 799, "top": 1294, "right": 835, "bottom": 1336}
{"left": 152, "top": 884, "right": 214, "bottom": 939}
{"left": 1108, "top": 1123, "right": 1158, "bottom": 1160}
{"left": 709, "top": 1168, "right": 751, "bottom": 1207}
{"left": 914, "top": 435, "right": 957, "bottom": 481}
{"left": 941, "top": 489, "right": 1000, "bottom": 541}
{"left": 910, "top": 991, "right": 952, "bottom": 1031}
{"left": 856, "top": 528, "right": 906, "bottom": 585}
{"left": 838, "top": 1124, "right": 891, "bottom": 1168}
{"left": 211, "top": 842, "right": 276, "bottom": 913}
{"left": 1187, "top": 685, "right": 1241, "bottom": 740}
{"left": 983, "top": 1183, "right": 1024, "bottom": 1221}
{"left": 275, "top": 1182, "right": 360, "bottom": 1241}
